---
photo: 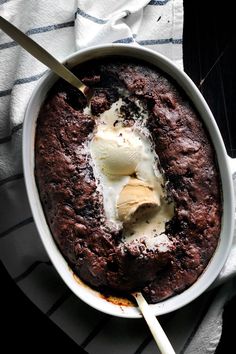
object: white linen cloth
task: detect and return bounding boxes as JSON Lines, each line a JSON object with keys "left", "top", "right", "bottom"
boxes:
{"left": 0, "top": 1, "right": 235, "bottom": 353}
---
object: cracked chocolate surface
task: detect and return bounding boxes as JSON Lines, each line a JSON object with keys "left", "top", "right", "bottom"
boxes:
{"left": 35, "top": 58, "right": 221, "bottom": 303}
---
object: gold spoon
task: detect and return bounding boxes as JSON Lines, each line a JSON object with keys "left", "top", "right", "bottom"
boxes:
{"left": 132, "top": 292, "right": 176, "bottom": 354}
{"left": 0, "top": 16, "right": 93, "bottom": 101}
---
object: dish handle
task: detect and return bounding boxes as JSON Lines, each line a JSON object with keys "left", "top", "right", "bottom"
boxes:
{"left": 228, "top": 156, "right": 236, "bottom": 182}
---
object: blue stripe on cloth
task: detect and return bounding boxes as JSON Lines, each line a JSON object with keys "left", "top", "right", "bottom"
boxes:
{"left": 0, "top": 41, "right": 17, "bottom": 50}
{"left": 0, "top": 88, "right": 12, "bottom": 97}
{"left": 75, "top": 8, "right": 108, "bottom": 24}
{"left": 138, "top": 38, "right": 183, "bottom": 45}
{"left": 27, "top": 21, "right": 74, "bottom": 35}
{"left": 0, "top": 21, "right": 74, "bottom": 50}
{"left": 0, "top": 70, "right": 47, "bottom": 97}
{"left": 149, "top": 0, "right": 171, "bottom": 5}
{"left": 14, "top": 71, "right": 47, "bottom": 85}
{"left": 113, "top": 37, "right": 134, "bottom": 44}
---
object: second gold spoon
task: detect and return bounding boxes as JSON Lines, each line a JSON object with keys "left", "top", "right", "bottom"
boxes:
{"left": 0, "top": 15, "right": 92, "bottom": 101}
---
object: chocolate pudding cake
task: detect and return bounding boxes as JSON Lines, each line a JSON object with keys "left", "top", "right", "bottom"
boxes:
{"left": 35, "top": 58, "right": 222, "bottom": 304}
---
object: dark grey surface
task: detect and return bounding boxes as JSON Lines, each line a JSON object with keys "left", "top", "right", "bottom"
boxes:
{"left": 183, "top": 0, "right": 236, "bottom": 158}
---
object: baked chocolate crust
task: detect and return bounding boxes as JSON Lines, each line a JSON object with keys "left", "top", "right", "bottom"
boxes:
{"left": 35, "top": 59, "right": 221, "bottom": 303}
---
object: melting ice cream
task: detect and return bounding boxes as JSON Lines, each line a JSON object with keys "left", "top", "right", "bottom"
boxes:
{"left": 90, "top": 99, "right": 174, "bottom": 249}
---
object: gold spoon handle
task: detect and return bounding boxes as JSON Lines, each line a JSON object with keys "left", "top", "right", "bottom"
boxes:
{"left": 133, "top": 292, "right": 176, "bottom": 354}
{"left": 0, "top": 15, "right": 88, "bottom": 96}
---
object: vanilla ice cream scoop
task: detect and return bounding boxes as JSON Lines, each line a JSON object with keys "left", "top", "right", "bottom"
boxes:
{"left": 89, "top": 99, "right": 173, "bottom": 238}
{"left": 91, "top": 128, "right": 143, "bottom": 177}
{"left": 117, "top": 178, "right": 160, "bottom": 222}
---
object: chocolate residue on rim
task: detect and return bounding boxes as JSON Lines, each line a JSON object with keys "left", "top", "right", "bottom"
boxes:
{"left": 72, "top": 269, "right": 135, "bottom": 307}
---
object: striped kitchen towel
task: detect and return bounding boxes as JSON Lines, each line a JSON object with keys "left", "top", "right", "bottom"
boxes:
{"left": 0, "top": 1, "right": 235, "bottom": 354}
{"left": 74, "top": 0, "right": 183, "bottom": 68}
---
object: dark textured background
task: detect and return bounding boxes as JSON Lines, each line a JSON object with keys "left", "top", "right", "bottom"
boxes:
{"left": 1, "top": 1, "right": 235, "bottom": 353}
{"left": 184, "top": 2, "right": 236, "bottom": 352}
{"left": 184, "top": 0, "right": 235, "bottom": 159}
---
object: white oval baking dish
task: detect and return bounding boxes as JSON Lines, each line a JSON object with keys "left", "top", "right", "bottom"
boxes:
{"left": 23, "top": 44, "right": 236, "bottom": 318}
